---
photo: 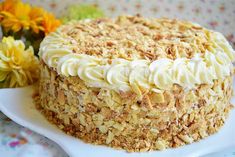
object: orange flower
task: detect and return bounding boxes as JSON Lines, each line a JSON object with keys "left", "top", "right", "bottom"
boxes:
{"left": 41, "top": 12, "right": 61, "bottom": 35}
{"left": 0, "top": 0, "right": 17, "bottom": 20}
{"left": 0, "top": 0, "right": 61, "bottom": 35}
{"left": 0, "top": 0, "right": 44, "bottom": 33}
{"left": 28, "top": 7, "right": 44, "bottom": 33}
{"left": 0, "top": 0, "right": 18, "bottom": 13}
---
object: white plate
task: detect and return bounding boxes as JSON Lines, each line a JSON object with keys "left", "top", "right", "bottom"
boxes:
{"left": 0, "top": 83, "right": 235, "bottom": 157}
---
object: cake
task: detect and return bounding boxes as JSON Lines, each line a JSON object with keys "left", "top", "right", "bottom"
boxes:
{"left": 36, "top": 15, "right": 235, "bottom": 152}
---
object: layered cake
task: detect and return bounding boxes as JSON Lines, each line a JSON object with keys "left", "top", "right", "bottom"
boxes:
{"left": 36, "top": 16, "right": 235, "bottom": 152}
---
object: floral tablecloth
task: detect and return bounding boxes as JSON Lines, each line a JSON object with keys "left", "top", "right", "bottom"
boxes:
{"left": 1, "top": 0, "right": 235, "bottom": 156}
{"left": 0, "top": 112, "right": 67, "bottom": 157}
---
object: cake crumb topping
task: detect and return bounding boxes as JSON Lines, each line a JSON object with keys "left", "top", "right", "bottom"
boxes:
{"left": 61, "top": 15, "right": 212, "bottom": 61}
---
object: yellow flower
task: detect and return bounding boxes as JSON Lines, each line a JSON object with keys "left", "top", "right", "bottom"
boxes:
{"left": 0, "top": 37, "right": 39, "bottom": 88}
{"left": 0, "top": 0, "right": 44, "bottom": 33}
{"left": 41, "top": 12, "right": 61, "bottom": 35}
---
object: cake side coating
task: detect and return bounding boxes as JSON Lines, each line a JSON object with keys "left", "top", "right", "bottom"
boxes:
{"left": 36, "top": 63, "right": 233, "bottom": 152}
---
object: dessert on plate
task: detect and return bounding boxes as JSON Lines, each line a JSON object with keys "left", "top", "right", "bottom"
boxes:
{"left": 36, "top": 15, "right": 235, "bottom": 152}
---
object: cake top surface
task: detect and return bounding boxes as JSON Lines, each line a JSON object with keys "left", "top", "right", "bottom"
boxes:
{"left": 58, "top": 15, "right": 211, "bottom": 61}
{"left": 39, "top": 15, "right": 235, "bottom": 94}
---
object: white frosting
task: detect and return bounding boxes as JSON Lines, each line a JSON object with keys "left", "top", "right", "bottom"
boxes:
{"left": 39, "top": 30, "right": 235, "bottom": 93}
{"left": 149, "top": 58, "right": 173, "bottom": 90}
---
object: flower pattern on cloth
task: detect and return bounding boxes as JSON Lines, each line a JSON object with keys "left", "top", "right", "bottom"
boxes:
{"left": 0, "top": 112, "right": 68, "bottom": 157}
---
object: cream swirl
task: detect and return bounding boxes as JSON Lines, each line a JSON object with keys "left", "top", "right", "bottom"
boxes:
{"left": 129, "top": 60, "right": 150, "bottom": 90}
{"left": 39, "top": 30, "right": 235, "bottom": 93}
{"left": 129, "top": 60, "right": 150, "bottom": 96}
{"left": 172, "top": 58, "right": 197, "bottom": 89}
{"left": 210, "top": 32, "right": 235, "bottom": 61}
{"left": 149, "top": 59, "right": 173, "bottom": 90}
{"left": 106, "top": 59, "right": 131, "bottom": 91}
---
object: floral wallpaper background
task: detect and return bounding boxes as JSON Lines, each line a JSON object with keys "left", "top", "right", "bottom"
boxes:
{"left": 1, "top": 0, "right": 235, "bottom": 156}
